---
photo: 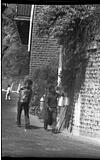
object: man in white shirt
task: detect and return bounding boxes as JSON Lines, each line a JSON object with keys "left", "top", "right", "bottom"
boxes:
{"left": 5, "top": 85, "right": 11, "bottom": 100}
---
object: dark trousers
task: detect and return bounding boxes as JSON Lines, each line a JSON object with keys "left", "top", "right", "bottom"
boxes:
{"left": 51, "top": 108, "right": 57, "bottom": 130}
{"left": 44, "top": 108, "right": 57, "bottom": 130}
{"left": 17, "top": 101, "right": 30, "bottom": 127}
{"left": 44, "top": 108, "right": 50, "bottom": 130}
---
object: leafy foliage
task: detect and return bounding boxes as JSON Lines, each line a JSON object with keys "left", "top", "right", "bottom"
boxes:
{"left": 37, "top": 5, "right": 98, "bottom": 50}
{"left": 37, "top": 5, "right": 100, "bottom": 93}
{"left": 2, "top": 44, "right": 29, "bottom": 78}
{"left": 36, "top": 5, "right": 100, "bottom": 130}
{"left": 31, "top": 60, "right": 58, "bottom": 101}
{"left": 2, "top": 6, "right": 29, "bottom": 80}
{"left": 2, "top": 6, "right": 20, "bottom": 58}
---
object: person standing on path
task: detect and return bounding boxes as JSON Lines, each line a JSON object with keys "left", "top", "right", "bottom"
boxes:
{"left": 5, "top": 85, "right": 11, "bottom": 100}
{"left": 44, "top": 85, "right": 58, "bottom": 133}
{"left": 16, "top": 78, "right": 33, "bottom": 130}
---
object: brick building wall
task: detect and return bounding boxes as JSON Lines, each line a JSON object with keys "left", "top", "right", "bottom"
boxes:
{"left": 72, "top": 41, "right": 100, "bottom": 139}
{"left": 29, "top": 5, "right": 59, "bottom": 77}
{"left": 29, "top": 5, "right": 100, "bottom": 139}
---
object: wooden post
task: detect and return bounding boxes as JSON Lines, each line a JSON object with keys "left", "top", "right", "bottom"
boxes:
{"left": 28, "top": 5, "right": 34, "bottom": 52}
{"left": 57, "top": 45, "right": 63, "bottom": 87}
{"left": 56, "top": 45, "right": 63, "bottom": 129}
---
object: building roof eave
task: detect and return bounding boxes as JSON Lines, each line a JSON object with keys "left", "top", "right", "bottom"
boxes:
{"left": 14, "top": 16, "right": 30, "bottom": 21}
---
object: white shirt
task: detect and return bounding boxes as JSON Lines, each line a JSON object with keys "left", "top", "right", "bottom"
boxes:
{"left": 40, "top": 97, "right": 44, "bottom": 102}
{"left": 40, "top": 97, "right": 44, "bottom": 111}
{"left": 58, "top": 96, "right": 64, "bottom": 106}
{"left": 64, "top": 96, "right": 69, "bottom": 106}
{"left": 7, "top": 87, "right": 11, "bottom": 94}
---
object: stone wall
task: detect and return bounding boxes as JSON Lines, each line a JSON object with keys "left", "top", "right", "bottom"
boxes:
{"left": 29, "top": 5, "right": 100, "bottom": 139}
{"left": 29, "top": 5, "right": 59, "bottom": 77}
{"left": 72, "top": 44, "right": 100, "bottom": 139}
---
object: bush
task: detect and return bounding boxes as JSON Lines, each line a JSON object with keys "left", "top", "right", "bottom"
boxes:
{"left": 2, "top": 44, "right": 30, "bottom": 79}
{"left": 30, "top": 63, "right": 58, "bottom": 107}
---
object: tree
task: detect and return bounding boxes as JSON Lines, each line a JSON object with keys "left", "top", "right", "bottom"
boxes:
{"left": 36, "top": 5, "right": 100, "bottom": 92}
{"left": 36, "top": 5, "right": 100, "bottom": 131}
{"left": 2, "top": 6, "right": 30, "bottom": 80}
{"left": 37, "top": 5, "right": 99, "bottom": 52}
{"left": 2, "top": 45, "right": 29, "bottom": 79}
{"left": 2, "top": 6, "right": 20, "bottom": 58}
{"left": 31, "top": 60, "right": 58, "bottom": 98}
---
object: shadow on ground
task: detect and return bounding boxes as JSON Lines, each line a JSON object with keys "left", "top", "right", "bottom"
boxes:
{"left": 28, "top": 125, "right": 43, "bottom": 129}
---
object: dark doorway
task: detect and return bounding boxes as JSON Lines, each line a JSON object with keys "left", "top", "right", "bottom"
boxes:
{"left": 16, "top": 20, "right": 30, "bottom": 45}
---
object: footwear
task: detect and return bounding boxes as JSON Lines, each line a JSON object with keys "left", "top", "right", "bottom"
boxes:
{"left": 25, "top": 125, "right": 30, "bottom": 129}
{"left": 17, "top": 124, "right": 21, "bottom": 127}
{"left": 44, "top": 124, "right": 48, "bottom": 130}
{"left": 44, "top": 122, "right": 48, "bottom": 130}
{"left": 44, "top": 127, "right": 48, "bottom": 131}
{"left": 44, "top": 126, "right": 48, "bottom": 130}
{"left": 52, "top": 129, "right": 57, "bottom": 134}
{"left": 16, "top": 122, "right": 21, "bottom": 127}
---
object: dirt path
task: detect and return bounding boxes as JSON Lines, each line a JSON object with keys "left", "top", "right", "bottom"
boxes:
{"left": 2, "top": 91, "right": 100, "bottom": 158}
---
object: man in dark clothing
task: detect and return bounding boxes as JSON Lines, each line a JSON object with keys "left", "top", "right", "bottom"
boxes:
{"left": 44, "top": 85, "right": 58, "bottom": 133}
{"left": 16, "top": 78, "right": 33, "bottom": 130}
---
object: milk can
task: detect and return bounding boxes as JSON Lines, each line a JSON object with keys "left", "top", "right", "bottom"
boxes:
{"left": 40, "top": 96, "right": 45, "bottom": 112}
